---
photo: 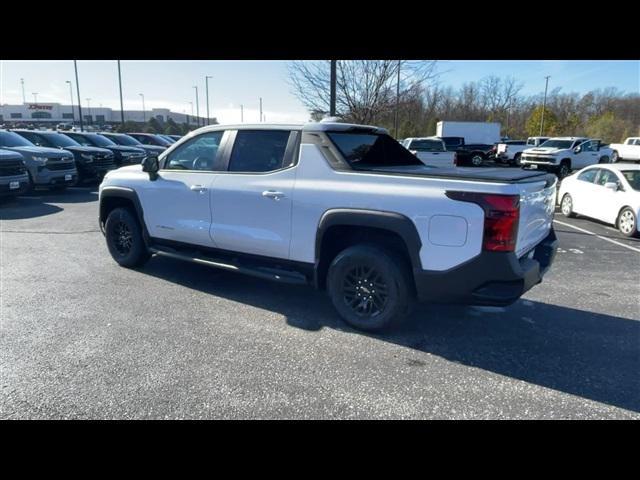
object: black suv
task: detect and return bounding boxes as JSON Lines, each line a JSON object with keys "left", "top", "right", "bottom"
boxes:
{"left": 127, "top": 133, "right": 171, "bottom": 149}
{"left": 99, "top": 132, "right": 167, "bottom": 156}
{"left": 62, "top": 131, "right": 146, "bottom": 168}
{"left": 14, "top": 130, "right": 116, "bottom": 183}
{"left": 439, "top": 136, "right": 495, "bottom": 167}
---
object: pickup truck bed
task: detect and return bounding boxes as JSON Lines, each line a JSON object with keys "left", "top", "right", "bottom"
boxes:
{"left": 370, "top": 165, "right": 556, "bottom": 184}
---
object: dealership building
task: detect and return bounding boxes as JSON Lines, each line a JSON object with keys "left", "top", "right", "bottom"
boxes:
{"left": 0, "top": 102, "right": 212, "bottom": 126}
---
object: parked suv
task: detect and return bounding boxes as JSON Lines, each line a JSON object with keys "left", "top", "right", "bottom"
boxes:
{"left": 14, "top": 130, "right": 115, "bottom": 184}
{"left": 127, "top": 133, "right": 172, "bottom": 149}
{"left": 62, "top": 131, "right": 146, "bottom": 168}
{"left": 0, "top": 130, "right": 77, "bottom": 190}
{"left": 100, "top": 132, "right": 166, "bottom": 156}
{"left": 99, "top": 122, "right": 558, "bottom": 331}
{"left": 438, "top": 136, "right": 495, "bottom": 167}
{"left": 0, "top": 149, "right": 30, "bottom": 199}
{"left": 521, "top": 137, "right": 612, "bottom": 178}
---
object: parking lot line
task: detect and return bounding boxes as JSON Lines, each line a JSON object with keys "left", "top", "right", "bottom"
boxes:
{"left": 553, "top": 219, "right": 640, "bottom": 253}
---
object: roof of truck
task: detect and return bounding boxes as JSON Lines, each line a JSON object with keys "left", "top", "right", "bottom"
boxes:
{"left": 180, "top": 122, "right": 388, "bottom": 136}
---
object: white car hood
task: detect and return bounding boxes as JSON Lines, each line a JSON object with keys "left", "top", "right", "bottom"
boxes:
{"left": 524, "top": 147, "right": 565, "bottom": 155}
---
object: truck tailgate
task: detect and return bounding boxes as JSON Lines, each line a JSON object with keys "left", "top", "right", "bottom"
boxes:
{"left": 516, "top": 177, "right": 557, "bottom": 258}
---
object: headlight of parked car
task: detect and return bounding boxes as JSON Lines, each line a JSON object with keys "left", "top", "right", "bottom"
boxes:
{"left": 31, "top": 156, "right": 48, "bottom": 165}
{"left": 80, "top": 153, "right": 94, "bottom": 162}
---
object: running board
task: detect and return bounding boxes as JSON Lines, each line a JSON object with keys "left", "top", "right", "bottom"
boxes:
{"left": 148, "top": 246, "right": 308, "bottom": 285}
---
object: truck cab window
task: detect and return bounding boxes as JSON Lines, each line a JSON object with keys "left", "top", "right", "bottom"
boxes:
{"left": 164, "top": 131, "right": 224, "bottom": 171}
{"left": 228, "top": 130, "right": 291, "bottom": 173}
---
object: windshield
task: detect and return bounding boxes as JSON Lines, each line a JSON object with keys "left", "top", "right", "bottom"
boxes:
{"left": 85, "top": 134, "right": 116, "bottom": 147}
{"left": 327, "top": 132, "right": 423, "bottom": 169}
{"left": 409, "top": 139, "right": 445, "bottom": 152}
{"left": 107, "top": 134, "right": 142, "bottom": 146}
{"left": 621, "top": 170, "right": 640, "bottom": 191}
{"left": 539, "top": 139, "right": 574, "bottom": 149}
{"left": 44, "top": 133, "right": 81, "bottom": 148}
{"left": 0, "top": 131, "right": 35, "bottom": 147}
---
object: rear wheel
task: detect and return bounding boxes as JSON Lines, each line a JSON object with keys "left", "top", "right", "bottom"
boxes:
{"left": 105, "top": 207, "right": 150, "bottom": 268}
{"left": 599, "top": 156, "right": 610, "bottom": 164}
{"left": 617, "top": 208, "right": 638, "bottom": 238}
{"left": 611, "top": 150, "right": 619, "bottom": 163}
{"left": 470, "top": 153, "right": 484, "bottom": 167}
{"left": 557, "top": 161, "right": 570, "bottom": 178}
{"left": 561, "top": 193, "right": 576, "bottom": 218}
{"left": 327, "top": 245, "right": 411, "bottom": 332}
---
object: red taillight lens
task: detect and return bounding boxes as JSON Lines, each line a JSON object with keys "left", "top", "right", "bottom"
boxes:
{"left": 445, "top": 191, "right": 520, "bottom": 252}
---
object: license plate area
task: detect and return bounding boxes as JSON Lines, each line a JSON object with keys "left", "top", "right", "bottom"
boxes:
{"left": 9, "top": 181, "right": 19, "bottom": 189}
{"left": 65, "top": 174, "right": 72, "bottom": 181}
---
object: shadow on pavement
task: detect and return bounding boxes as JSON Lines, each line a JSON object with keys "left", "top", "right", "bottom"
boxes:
{"left": 142, "top": 256, "right": 640, "bottom": 414}
{"left": 0, "top": 188, "right": 97, "bottom": 220}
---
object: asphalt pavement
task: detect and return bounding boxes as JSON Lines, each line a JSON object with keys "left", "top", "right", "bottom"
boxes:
{"left": 1, "top": 186, "right": 638, "bottom": 419}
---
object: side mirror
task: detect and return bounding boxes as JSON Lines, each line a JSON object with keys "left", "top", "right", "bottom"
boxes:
{"left": 604, "top": 182, "right": 618, "bottom": 192}
{"left": 573, "top": 146, "right": 581, "bottom": 154}
{"left": 141, "top": 155, "right": 159, "bottom": 181}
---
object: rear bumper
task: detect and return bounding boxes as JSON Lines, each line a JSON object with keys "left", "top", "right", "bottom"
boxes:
{"left": 414, "top": 228, "right": 558, "bottom": 306}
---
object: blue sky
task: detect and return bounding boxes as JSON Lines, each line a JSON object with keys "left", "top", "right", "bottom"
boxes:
{"left": 1, "top": 60, "right": 638, "bottom": 124}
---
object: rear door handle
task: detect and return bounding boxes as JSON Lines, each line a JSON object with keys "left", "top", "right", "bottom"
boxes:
{"left": 190, "top": 184, "right": 207, "bottom": 193}
{"left": 262, "top": 190, "right": 285, "bottom": 200}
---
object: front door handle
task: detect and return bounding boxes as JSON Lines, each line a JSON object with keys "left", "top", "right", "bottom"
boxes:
{"left": 262, "top": 190, "right": 285, "bottom": 200}
{"left": 190, "top": 184, "right": 207, "bottom": 193}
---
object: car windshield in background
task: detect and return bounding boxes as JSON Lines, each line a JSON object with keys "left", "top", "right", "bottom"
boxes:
{"left": 44, "top": 133, "right": 81, "bottom": 148}
{"left": 409, "top": 140, "right": 445, "bottom": 152}
{"left": 0, "top": 131, "right": 35, "bottom": 147}
{"left": 539, "top": 140, "right": 574, "bottom": 149}
{"left": 86, "top": 134, "right": 116, "bottom": 147}
{"left": 621, "top": 170, "right": 640, "bottom": 191}
{"left": 107, "top": 134, "right": 142, "bottom": 146}
{"left": 328, "top": 132, "right": 423, "bottom": 169}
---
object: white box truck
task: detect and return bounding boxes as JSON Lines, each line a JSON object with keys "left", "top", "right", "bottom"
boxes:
{"left": 436, "top": 121, "right": 502, "bottom": 145}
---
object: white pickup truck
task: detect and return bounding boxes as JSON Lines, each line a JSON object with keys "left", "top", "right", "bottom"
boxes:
{"left": 496, "top": 137, "right": 549, "bottom": 165}
{"left": 610, "top": 137, "right": 640, "bottom": 163}
{"left": 520, "top": 137, "right": 612, "bottom": 178}
{"left": 401, "top": 137, "right": 457, "bottom": 167}
{"left": 98, "top": 122, "right": 558, "bottom": 331}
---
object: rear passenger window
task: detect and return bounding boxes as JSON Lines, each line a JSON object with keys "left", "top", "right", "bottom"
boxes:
{"left": 228, "top": 130, "right": 291, "bottom": 172}
{"left": 164, "top": 131, "right": 224, "bottom": 171}
{"left": 577, "top": 169, "right": 597, "bottom": 183}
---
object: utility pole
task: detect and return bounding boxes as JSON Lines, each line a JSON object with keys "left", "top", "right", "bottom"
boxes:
{"left": 65, "top": 80, "right": 75, "bottom": 125}
{"left": 20, "top": 78, "right": 26, "bottom": 103}
{"left": 330, "top": 60, "right": 337, "bottom": 117}
{"left": 193, "top": 86, "right": 200, "bottom": 127}
{"left": 205, "top": 75, "right": 212, "bottom": 126}
{"left": 86, "top": 98, "right": 92, "bottom": 125}
{"left": 117, "top": 60, "right": 125, "bottom": 125}
{"left": 394, "top": 60, "right": 401, "bottom": 139}
{"left": 540, "top": 76, "right": 551, "bottom": 136}
{"left": 74, "top": 60, "right": 84, "bottom": 132}
{"left": 259, "top": 97, "right": 263, "bottom": 122}
{"left": 139, "top": 93, "right": 146, "bottom": 122}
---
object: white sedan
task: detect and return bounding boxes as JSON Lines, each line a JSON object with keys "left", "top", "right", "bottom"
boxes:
{"left": 558, "top": 163, "right": 640, "bottom": 237}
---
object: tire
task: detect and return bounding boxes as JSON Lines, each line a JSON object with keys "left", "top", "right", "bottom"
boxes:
{"left": 513, "top": 153, "right": 522, "bottom": 166}
{"left": 470, "top": 153, "right": 484, "bottom": 167}
{"left": 617, "top": 207, "right": 638, "bottom": 238}
{"left": 599, "top": 156, "right": 609, "bottom": 164}
{"left": 105, "top": 207, "right": 151, "bottom": 268}
{"left": 327, "top": 245, "right": 412, "bottom": 332}
{"left": 560, "top": 193, "right": 576, "bottom": 218}
{"left": 557, "top": 161, "right": 570, "bottom": 179}
{"left": 611, "top": 150, "right": 619, "bottom": 163}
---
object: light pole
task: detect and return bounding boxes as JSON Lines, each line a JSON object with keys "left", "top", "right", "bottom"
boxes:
{"left": 240, "top": 104, "right": 244, "bottom": 123}
{"left": 74, "top": 60, "right": 84, "bottom": 131}
{"left": 86, "top": 98, "right": 92, "bottom": 125}
{"left": 117, "top": 60, "right": 125, "bottom": 125}
{"left": 205, "top": 75, "right": 212, "bottom": 126}
{"left": 259, "top": 97, "right": 263, "bottom": 122}
{"left": 193, "top": 86, "right": 200, "bottom": 127}
{"left": 20, "top": 78, "right": 26, "bottom": 103}
{"left": 139, "top": 93, "right": 146, "bottom": 123}
{"left": 540, "top": 76, "right": 551, "bottom": 136}
{"left": 330, "top": 60, "right": 337, "bottom": 117}
{"left": 394, "top": 60, "right": 401, "bottom": 139}
{"left": 189, "top": 102, "right": 194, "bottom": 128}
{"left": 65, "top": 80, "right": 75, "bottom": 125}
{"left": 32, "top": 92, "right": 38, "bottom": 104}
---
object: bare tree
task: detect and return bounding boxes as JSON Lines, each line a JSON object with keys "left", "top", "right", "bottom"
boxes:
{"left": 288, "top": 60, "right": 438, "bottom": 124}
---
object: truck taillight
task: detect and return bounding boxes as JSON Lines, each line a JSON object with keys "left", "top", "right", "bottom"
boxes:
{"left": 445, "top": 191, "right": 520, "bottom": 252}
{"left": 453, "top": 152, "right": 458, "bottom": 166}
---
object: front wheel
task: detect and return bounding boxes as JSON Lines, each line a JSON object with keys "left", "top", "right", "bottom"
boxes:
{"left": 105, "top": 207, "right": 150, "bottom": 268}
{"left": 617, "top": 207, "right": 638, "bottom": 238}
{"left": 513, "top": 153, "right": 522, "bottom": 166}
{"left": 327, "top": 245, "right": 411, "bottom": 332}
{"left": 470, "top": 153, "right": 484, "bottom": 167}
{"left": 557, "top": 162, "right": 570, "bottom": 179}
{"left": 599, "top": 156, "right": 610, "bottom": 164}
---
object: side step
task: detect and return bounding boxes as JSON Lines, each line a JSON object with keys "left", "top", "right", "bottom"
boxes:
{"left": 148, "top": 246, "right": 308, "bottom": 285}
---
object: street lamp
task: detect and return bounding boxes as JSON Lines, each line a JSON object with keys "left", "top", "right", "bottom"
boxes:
{"left": 65, "top": 80, "right": 75, "bottom": 125}
{"left": 139, "top": 93, "right": 146, "bottom": 123}
{"left": 205, "top": 75, "right": 213, "bottom": 126}
{"left": 193, "top": 86, "right": 200, "bottom": 127}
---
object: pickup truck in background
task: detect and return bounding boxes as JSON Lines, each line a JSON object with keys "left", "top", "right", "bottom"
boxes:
{"left": 521, "top": 137, "right": 612, "bottom": 178}
{"left": 609, "top": 137, "right": 640, "bottom": 163}
{"left": 401, "top": 137, "right": 457, "bottom": 167}
{"left": 99, "top": 122, "right": 558, "bottom": 332}
{"left": 496, "top": 137, "right": 549, "bottom": 165}
{"left": 438, "top": 136, "right": 495, "bottom": 167}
